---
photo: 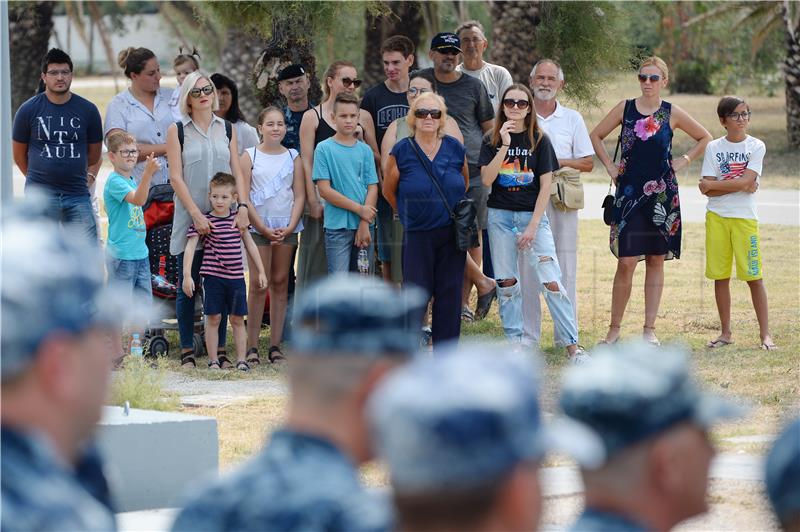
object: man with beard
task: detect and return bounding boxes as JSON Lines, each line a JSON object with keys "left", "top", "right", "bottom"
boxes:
{"left": 455, "top": 20, "right": 513, "bottom": 113}
{"left": 278, "top": 64, "right": 313, "bottom": 153}
{"left": 526, "top": 59, "right": 594, "bottom": 346}
{"left": 12, "top": 48, "right": 103, "bottom": 242}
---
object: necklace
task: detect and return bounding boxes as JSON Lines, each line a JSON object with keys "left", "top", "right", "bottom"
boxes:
{"left": 418, "top": 137, "right": 440, "bottom": 159}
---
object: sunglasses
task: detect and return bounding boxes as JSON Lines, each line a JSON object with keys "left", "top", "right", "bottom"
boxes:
{"left": 189, "top": 84, "right": 215, "bottom": 98}
{"left": 414, "top": 108, "right": 442, "bottom": 119}
{"left": 407, "top": 87, "right": 432, "bottom": 97}
{"left": 502, "top": 98, "right": 530, "bottom": 110}
{"left": 726, "top": 111, "right": 752, "bottom": 121}
{"left": 340, "top": 77, "right": 363, "bottom": 88}
{"left": 116, "top": 149, "right": 139, "bottom": 157}
{"left": 638, "top": 74, "right": 662, "bottom": 83}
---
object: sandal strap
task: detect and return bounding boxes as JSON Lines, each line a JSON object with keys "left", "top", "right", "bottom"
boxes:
{"left": 217, "top": 355, "right": 232, "bottom": 366}
{"left": 236, "top": 361, "right": 250, "bottom": 371}
{"left": 208, "top": 360, "right": 221, "bottom": 368}
{"left": 246, "top": 347, "right": 261, "bottom": 364}
{"left": 268, "top": 346, "right": 286, "bottom": 363}
{"left": 181, "top": 351, "right": 196, "bottom": 367}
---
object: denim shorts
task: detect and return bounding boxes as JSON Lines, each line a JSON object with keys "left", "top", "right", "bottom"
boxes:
{"left": 107, "top": 256, "right": 152, "bottom": 304}
{"left": 203, "top": 274, "right": 248, "bottom": 316}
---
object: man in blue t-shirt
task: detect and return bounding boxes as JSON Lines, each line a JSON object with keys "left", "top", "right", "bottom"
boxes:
{"left": 12, "top": 48, "right": 103, "bottom": 242}
{"left": 278, "top": 64, "right": 313, "bottom": 153}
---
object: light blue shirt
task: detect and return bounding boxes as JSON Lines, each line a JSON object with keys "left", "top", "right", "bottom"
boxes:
{"left": 104, "top": 171, "right": 148, "bottom": 260}
{"left": 312, "top": 138, "right": 378, "bottom": 230}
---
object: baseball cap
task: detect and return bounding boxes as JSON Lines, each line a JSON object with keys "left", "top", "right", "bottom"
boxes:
{"left": 277, "top": 64, "right": 306, "bottom": 82}
{"left": 430, "top": 32, "right": 462, "bottom": 54}
{"left": 765, "top": 418, "right": 800, "bottom": 526}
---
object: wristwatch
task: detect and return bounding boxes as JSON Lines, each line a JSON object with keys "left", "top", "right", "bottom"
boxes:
{"left": 238, "top": 203, "right": 249, "bottom": 210}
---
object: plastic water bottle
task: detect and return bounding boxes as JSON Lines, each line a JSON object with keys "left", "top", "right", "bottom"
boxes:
{"left": 512, "top": 227, "right": 534, "bottom": 266}
{"left": 357, "top": 249, "right": 370, "bottom": 275}
{"left": 130, "top": 334, "right": 143, "bottom": 357}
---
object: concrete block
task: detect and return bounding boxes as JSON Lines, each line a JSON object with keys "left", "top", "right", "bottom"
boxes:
{"left": 97, "top": 406, "right": 218, "bottom": 512}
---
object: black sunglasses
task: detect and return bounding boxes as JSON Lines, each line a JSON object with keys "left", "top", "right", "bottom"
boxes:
{"left": 414, "top": 108, "right": 442, "bottom": 119}
{"left": 638, "top": 74, "right": 661, "bottom": 83}
{"left": 341, "top": 77, "right": 363, "bottom": 88}
{"left": 502, "top": 98, "right": 530, "bottom": 109}
{"left": 189, "top": 84, "right": 215, "bottom": 98}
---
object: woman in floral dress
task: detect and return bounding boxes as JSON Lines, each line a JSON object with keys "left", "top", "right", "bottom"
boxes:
{"left": 590, "top": 56, "right": 711, "bottom": 345}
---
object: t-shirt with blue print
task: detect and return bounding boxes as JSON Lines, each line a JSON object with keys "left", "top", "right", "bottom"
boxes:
{"left": 104, "top": 171, "right": 148, "bottom": 260}
{"left": 312, "top": 138, "right": 379, "bottom": 230}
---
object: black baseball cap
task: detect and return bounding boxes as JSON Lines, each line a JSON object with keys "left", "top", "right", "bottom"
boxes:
{"left": 277, "top": 64, "right": 306, "bottom": 82}
{"left": 430, "top": 32, "right": 462, "bottom": 54}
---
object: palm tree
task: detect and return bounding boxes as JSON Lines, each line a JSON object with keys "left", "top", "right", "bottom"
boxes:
{"left": 363, "top": 1, "right": 422, "bottom": 89}
{"left": 9, "top": 1, "right": 53, "bottom": 113}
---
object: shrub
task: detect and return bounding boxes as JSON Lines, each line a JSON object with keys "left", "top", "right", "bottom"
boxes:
{"left": 109, "top": 356, "right": 180, "bottom": 411}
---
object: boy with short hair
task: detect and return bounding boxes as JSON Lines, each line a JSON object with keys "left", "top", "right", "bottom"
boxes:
{"left": 182, "top": 173, "right": 267, "bottom": 370}
{"left": 314, "top": 93, "right": 379, "bottom": 273}
{"left": 104, "top": 130, "right": 160, "bottom": 361}
{"left": 699, "top": 95, "right": 775, "bottom": 350}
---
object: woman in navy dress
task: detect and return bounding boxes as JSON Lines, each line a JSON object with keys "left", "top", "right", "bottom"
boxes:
{"left": 590, "top": 56, "right": 711, "bottom": 345}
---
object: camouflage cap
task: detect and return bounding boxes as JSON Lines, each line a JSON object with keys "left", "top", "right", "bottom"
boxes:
{"left": 368, "top": 344, "right": 552, "bottom": 493}
{"left": 292, "top": 274, "right": 428, "bottom": 357}
{"left": 558, "top": 341, "right": 746, "bottom": 468}
{"left": 765, "top": 418, "right": 800, "bottom": 526}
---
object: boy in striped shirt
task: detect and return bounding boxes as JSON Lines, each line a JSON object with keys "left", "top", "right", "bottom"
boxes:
{"left": 183, "top": 172, "right": 267, "bottom": 370}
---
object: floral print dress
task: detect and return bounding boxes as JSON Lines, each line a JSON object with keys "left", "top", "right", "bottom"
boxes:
{"left": 611, "top": 99, "right": 681, "bottom": 260}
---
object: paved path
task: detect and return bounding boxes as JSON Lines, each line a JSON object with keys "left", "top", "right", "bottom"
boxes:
{"left": 162, "top": 371, "right": 287, "bottom": 408}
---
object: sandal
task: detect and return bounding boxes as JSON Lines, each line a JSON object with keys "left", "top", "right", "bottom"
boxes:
{"left": 217, "top": 354, "right": 233, "bottom": 369}
{"left": 461, "top": 306, "right": 475, "bottom": 323}
{"left": 761, "top": 342, "right": 778, "bottom": 351}
{"left": 268, "top": 346, "right": 287, "bottom": 364}
{"left": 474, "top": 286, "right": 497, "bottom": 321}
{"left": 246, "top": 347, "right": 261, "bottom": 366}
{"left": 707, "top": 337, "right": 734, "bottom": 349}
{"left": 598, "top": 325, "right": 621, "bottom": 345}
{"left": 207, "top": 360, "right": 221, "bottom": 369}
{"left": 643, "top": 326, "right": 660, "bottom": 346}
{"left": 236, "top": 360, "right": 250, "bottom": 372}
{"left": 181, "top": 350, "right": 197, "bottom": 368}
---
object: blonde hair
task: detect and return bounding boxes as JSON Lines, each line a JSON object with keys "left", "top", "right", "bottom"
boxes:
{"left": 179, "top": 70, "right": 219, "bottom": 116}
{"left": 639, "top": 56, "right": 669, "bottom": 80}
{"left": 406, "top": 92, "right": 448, "bottom": 137}
{"left": 106, "top": 130, "right": 137, "bottom": 152}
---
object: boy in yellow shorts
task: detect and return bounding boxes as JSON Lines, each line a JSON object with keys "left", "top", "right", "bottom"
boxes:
{"left": 699, "top": 96, "right": 775, "bottom": 350}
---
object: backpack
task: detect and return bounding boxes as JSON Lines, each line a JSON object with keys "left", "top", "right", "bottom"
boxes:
{"left": 175, "top": 119, "right": 233, "bottom": 151}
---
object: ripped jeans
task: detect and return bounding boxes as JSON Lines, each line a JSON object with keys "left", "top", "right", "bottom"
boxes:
{"left": 487, "top": 208, "right": 579, "bottom": 346}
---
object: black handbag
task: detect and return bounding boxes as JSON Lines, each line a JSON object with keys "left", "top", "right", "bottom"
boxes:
{"left": 603, "top": 99, "right": 632, "bottom": 226}
{"left": 409, "top": 139, "right": 479, "bottom": 251}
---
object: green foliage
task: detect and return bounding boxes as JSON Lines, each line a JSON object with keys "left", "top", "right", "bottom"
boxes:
{"left": 109, "top": 356, "right": 180, "bottom": 412}
{"left": 673, "top": 60, "right": 714, "bottom": 94}
{"left": 535, "top": 2, "right": 633, "bottom": 107}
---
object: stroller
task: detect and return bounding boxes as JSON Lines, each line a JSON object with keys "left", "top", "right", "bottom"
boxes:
{"left": 142, "top": 183, "right": 205, "bottom": 358}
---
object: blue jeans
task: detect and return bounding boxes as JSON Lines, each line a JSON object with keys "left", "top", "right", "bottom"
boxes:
{"left": 487, "top": 208, "right": 578, "bottom": 346}
{"left": 106, "top": 256, "right": 153, "bottom": 305}
{"left": 324, "top": 227, "right": 375, "bottom": 274}
{"left": 176, "top": 250, "right": 228, "bottom": 350}
{"left": 47, "top": 192, "right": 98, "bottom": 243}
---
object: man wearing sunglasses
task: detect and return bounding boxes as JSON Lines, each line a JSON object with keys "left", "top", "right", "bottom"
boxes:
{"left": 527, "top": 59, "right": 594, "bottom": 347}
{"left": 12, "top": 48, "right": 103, "bottom": 243}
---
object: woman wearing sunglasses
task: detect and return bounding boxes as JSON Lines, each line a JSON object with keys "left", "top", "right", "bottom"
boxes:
{"left": 166, "top": 70, "right": 248, "bottom": 368}
{"left": 590, "top": 56, "right": 711, "bottom": 345}
{"left": 296, "top": 61, "right": 380, "bottom": 290}
{"left": 383, "top": 92, "right": 469, "bottom": 347}
{"left": 479, "top": 84, "right": 585, "bottom": 362}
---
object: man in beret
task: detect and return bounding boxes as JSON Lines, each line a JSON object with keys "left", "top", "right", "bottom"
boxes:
{"left": 765, "top": 418, "right": 800, "bottom": 531}
{"left": 558, "top": 342, "right": 745, "bottom": 531}
{"left": 171, "top": 274, "right": 427, "bottom": 532}
{"left": 1, "top": 202, "right": 122, "bottom": 530}
{"left": 278, "top": 64, "right": 313, "bottom": 153}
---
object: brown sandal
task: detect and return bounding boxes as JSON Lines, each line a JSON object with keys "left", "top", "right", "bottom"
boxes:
{"left": 268, "top": 346, "right": 286, "bottom": 363}
{"left": 246, "top": 347, "right": 261, "bottom": 365}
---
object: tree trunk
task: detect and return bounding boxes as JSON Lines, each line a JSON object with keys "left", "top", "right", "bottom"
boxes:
{"left": 362, "top": 1, "right": 423, "bottom": 89}
{"left": 489, "top": 0, "right": 542, "bottom": 83}
{"left": 219, "top": 27, "right": 267, "bottom": 124}
{"left": 9, "top": 1, "right": 54, "bottom": 114}
{"left": 784, "top": 1, "right": 800, "bottom": 148}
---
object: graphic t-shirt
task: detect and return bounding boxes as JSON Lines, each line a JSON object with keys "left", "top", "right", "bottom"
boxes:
{"left": 12, "top": 92, "right": 103, "bottom": 196}
{"left": 360, "top": 82, "right": 409, "bottom": 150}
{"left": 701, "top": 135, "right": 765, "bottom": 220}
{"left": 103, "top": 171, "right": 148, "bottom": 260}
{"left": 479, "top": 132, "right": 559, "bottom": 212}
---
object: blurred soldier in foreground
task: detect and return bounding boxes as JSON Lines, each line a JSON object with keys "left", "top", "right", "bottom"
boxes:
{"left": 171, "top": 274, "right": 427, "bottom": 531}
{"left": 368, "top": 345, "right": 580, "bottom": 531}
{"left": 765, "top": 418, "right": 800, "bottom": 532}
{"left": 1, "top": 204, "right": 121, "bottom": 530}
{"left": 559, "top": 342, "right": 745, "bottom": 531}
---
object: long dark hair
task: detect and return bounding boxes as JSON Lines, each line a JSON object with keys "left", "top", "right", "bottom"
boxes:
{"left": 490, "top": 84, "right": 541, "bottom": 149}
{"left": 210, "top": 73, "right": 246, "bottom": 123}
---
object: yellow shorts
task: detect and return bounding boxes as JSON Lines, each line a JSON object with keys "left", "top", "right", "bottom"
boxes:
{"left": 705, "top": 211, "right": 762, "bottom": 281}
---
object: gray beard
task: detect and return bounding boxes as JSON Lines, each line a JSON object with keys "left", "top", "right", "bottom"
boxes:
{"left": 534, "top": 88, "right": 556, "bottom": 101}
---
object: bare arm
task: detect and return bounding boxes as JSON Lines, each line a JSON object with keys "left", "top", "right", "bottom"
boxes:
{"left": 299, "top": 110, "right": 323, "bottom": 218}
{"left": 558, "top": 155, "right": 594, "bottom": 173}
{"left": 383, "top": 154, "right": 400, "bottom": 210}
{"left": 317, "top": 180, "right": 374, "bottom": 217}
{"left": 670, "top": 104, "right": 712, "bottom": 172}
{"left": 699, "top": 169, "right": 758, "bottom": 196}
{"left": 12, "top": 141, "right": 28, "bottom": 175}
{"left": 181, "top": 236, "right": 200, "bottom": 297}
{"left": 242, "top": 231, "right": 265, "bottom": 275}
{"left": 166, "top": 124, "right": 210, "bottom": 235}
{"left": 107, "top": 128, "right": 168, "bottom": 162}
{"left": 480, "top": 118, "right": 494, "bottom": 134}
{"left": 517, "top": 171, "right": 553, "bottom": 249}
{"left": 87, "top": 142, "right": 102, "bottom": 167}
{"left": 381, "top": 121, "right": 398, "bottom": 177}
{"left": 481, "top": 145, "right": 510, "bottom": 187}
{"left": 360, "top": 109, "right": 381, "bottom": 168}
{"left": 126, "top": 153, "right": 160, "bottom": 206}
{"left": 227, "top": 128, "right": 250, "bottom": 232}
{"left": 287, "top": 155, "right": 306, "bottom": 233}
{"left": 462, "top": 159, "right": 470, "bottom": 190}
{"left": 590, "top": 99, "right": 626, "bottom": 181}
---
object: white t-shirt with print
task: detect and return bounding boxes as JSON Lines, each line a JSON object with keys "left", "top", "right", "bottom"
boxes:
{"left": 456, "top": 61, "right": 513, "bottom": 112}
{"left": 701, "top": 135, "right": 765, "bottom": 220}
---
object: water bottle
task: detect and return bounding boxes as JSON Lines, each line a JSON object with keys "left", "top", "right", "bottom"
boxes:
{"left": 130, "top": 334, "right": 143, "bottom": 357}
{"left": 512, "top": 227, "right": 534, "bottom": 266}
{"left": 357, "top": 249, "right": 370, "bottom": 275}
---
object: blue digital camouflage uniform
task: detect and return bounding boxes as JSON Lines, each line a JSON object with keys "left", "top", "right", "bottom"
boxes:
{"left": 765, "top": 418, "right": 800, "bottom": 527}
{"left": 570, "top": 508, "right": 648, "bottom": 532}
{"left": 1, "top": 427, "right": 116, "bottom": 531}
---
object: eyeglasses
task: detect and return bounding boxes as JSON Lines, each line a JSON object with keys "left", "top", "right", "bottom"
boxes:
{"left": 726, "top": 111, "right": 752, "bottom": 121}
{"left": 340, "top": 77, "right": 363, "bottom": 88}
{"left": 407, "top": 87, "right": 432, "bottom": 97}
{"left": 116, "top": 149, "right": 139, "bottom": 157}
{"left": 638, "top": 74, "right": 661, "bottom": 83}
{"left": 46, "top": 69, "right": 72, "bottom": 77}
{"left": 502, "top": 99, "right": 530, "bottom": 110}
{"left": 414, "top": 108, "right": 442, "bottom": 119}
{"left": 189, "top": 85, "right": 214, "bottom": 98}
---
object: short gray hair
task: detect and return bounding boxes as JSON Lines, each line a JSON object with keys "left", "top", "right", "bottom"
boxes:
{"left": 530, "top": 59, "right": 564, "bottom": 82}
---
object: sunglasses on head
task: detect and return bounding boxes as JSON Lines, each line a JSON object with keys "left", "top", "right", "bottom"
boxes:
{"left": 414, "top": 108, "right": 442, "bottom": 119}
{"left": 638, "top": 74, "right": 661, "bottom": 83}
{"left": 189, "top": 84, "right": 215, "bottom": 98}
{"left": 502, "top": 98, "right": 530, "bottom": 110}
{"left": 341, "top": 77, "right": 363, "bottom": 88}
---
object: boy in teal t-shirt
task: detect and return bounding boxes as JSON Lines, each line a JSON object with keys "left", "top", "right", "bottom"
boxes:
{"left": 103, "top": 130, "right": 161, "bottom": 361}
{"left": 313, "top": 93, "right": 379, "bottom": 273}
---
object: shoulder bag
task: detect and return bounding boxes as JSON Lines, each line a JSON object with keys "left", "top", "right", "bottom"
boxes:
{"left": 551, "top": 167, "right": 584, "bottom": 211}
{"left": 409, "top": 138, "right": 479, "bottom": 251}
{"left": 602, "top": 99, "right": 632, "bottom": 226}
